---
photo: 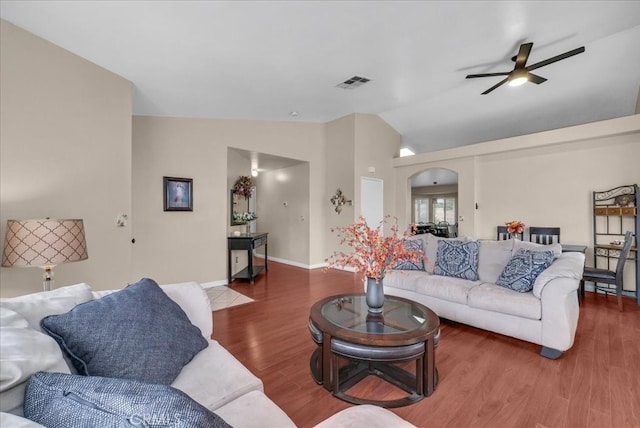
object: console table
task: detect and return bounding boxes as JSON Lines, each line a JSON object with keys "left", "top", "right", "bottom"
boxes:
{"left": 227, "top": 232, "right": 268, "bottom": 284}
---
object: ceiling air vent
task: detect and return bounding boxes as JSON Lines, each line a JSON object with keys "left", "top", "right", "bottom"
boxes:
{"left": 336, "top": 76, "right": 371, "bottom": 89}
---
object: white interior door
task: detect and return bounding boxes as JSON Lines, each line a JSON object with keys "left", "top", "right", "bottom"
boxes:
{"left": 360, "top": 177, "right": 383, "bottom": 231}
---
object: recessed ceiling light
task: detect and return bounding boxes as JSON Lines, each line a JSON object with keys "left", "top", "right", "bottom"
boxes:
{"left": 400, "top": 147, "right": 415, "bottom": 157}
{"left": 289, "top": 111, "right": 299, "bottom": 117}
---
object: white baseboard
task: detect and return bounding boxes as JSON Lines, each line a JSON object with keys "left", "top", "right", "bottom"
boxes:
{"left": 254, "top": 253, "right": 328, "bottom": 270}
{"left": 201, "top": 280, "right": 228, "bottom": 289}
{"left": 202, "top": 256, "right": 356, "bottom": 287}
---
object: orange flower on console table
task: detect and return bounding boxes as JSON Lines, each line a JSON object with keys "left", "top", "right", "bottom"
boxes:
{"left": 506, "top": 220, "right": 525, "bottom": 235}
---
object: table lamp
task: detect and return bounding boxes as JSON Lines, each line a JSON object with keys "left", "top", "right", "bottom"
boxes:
{"left": 1, "top": 219, "right": 88, "bottom": 291}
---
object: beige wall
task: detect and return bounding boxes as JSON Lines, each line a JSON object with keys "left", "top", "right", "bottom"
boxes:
{"left": 324, "top": 114, "right": 402, "bottom": 256}
{"left": 354, "top": 114, "right": 401, "bottom": 235}
{"left": 0, "top": 20, "right": 133, "bottom": 297}
{"left": 131, "top": 116, "right": 326, "bottom": 285}
{"left": 258, "top": 162, "right": 310, "bottom": 266}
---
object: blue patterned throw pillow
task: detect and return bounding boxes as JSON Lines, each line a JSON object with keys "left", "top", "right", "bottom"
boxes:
{"left": 393, "top": 239, "right": 424, "bottom": 271}
{"left": 41, "top": 278, "right": 208, "bottom": 385}
{"left": 434, "top": 240, "right": 480, "bottom": 280}
{"left": 496, "top": 249, "right": 555, "bottom": 292}
{"left": 24, "top": 372, "right": 231, "bottom": 428}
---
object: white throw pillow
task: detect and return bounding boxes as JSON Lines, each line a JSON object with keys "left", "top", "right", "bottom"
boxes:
{"left": 0, "top": 308, "right": 70, "bottom": 416}
{"left": 477, "top": 239, "right": 515, "bottom": 283}
{"left": 0, "top": 283, "right": 93, "bottom": 331}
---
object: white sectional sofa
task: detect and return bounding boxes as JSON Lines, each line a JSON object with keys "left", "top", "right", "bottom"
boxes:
{"left": 381, "top": 234, "right": 585, "bottom": 359}
{"left": 1, "top": 280, "right": 416, "bottom": 427}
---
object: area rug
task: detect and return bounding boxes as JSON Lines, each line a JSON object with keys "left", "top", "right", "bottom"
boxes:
{"left": 206, "top": 285, "right": 254, "bottom": 312}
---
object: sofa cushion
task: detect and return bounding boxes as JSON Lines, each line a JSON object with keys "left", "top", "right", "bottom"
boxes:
{"left": 434, "top": 240, "right": 480, "bottom": 281}
{"left": 467, "top": 283, "right": 542, "bottom": 320}
{"left": 313, "top": 404, "right": 417, "bottom": 428}
{"left": 171, "top": 339, "right": 264, "bottom": 411}
{"left": 496, "top": 249, "right": 555, "bottom": 292}
{"left": 384, "top": 270, "right": 477, "bottom": 305}
{"left": 0, "top": 308, "right": 70, "bottom": 416}
{"left": 24, "top": 372, "right": 231, "bottom": 428}
{"left": 393, "top": 239, "right": 424, "bottom": 271}
{"left": 0, "top": 283, "right": 93, "bottom": 332}
{"left": 477, "top": 239, "right": 514, "bottom": 283}
{"left": 40, "top": 278, "right": 208, "bottom": 385}
{"left": 513, "top": 240, "right": 562, "bottom": 258}
{"left": 423, "top": 233, "right": 470, "bottom": 273}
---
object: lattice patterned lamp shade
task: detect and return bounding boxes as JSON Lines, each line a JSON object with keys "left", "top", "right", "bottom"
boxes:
{"left": 2, "top": 219, "right": 88, "bottom": 291}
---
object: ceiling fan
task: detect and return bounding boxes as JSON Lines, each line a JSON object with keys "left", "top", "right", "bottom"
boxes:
{"left": 466, "top": 42, "right": 585, "bottom": 95}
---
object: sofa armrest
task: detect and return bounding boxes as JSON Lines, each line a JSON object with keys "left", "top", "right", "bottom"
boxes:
{"left": 539, "top": 274, "right": 581, "bottom": 352}
{"left": 533, "top": 252, "right": 584, "bottom": 298}
{"left": 535, "top": 246, "right": 584, "bottom": 353}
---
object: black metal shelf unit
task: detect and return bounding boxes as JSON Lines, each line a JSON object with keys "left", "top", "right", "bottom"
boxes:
{"left": 591, "top": 184, "right": 639, "bottom": 305}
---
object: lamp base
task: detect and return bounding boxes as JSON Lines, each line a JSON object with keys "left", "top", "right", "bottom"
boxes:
{"left": 42, "top": 266, "right": 54, "bottom": 292}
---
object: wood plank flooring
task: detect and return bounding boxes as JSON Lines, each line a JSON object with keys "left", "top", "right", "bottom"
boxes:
{"left": 212, "top": 261, "right": 640, "bottom": 428}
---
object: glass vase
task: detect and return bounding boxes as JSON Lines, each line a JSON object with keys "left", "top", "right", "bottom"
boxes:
{"left": 365, "top": 277, "right": 384, "bottom": 314}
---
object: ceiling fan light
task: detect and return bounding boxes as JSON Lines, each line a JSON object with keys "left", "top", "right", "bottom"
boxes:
{"left": 508, "top": 76, "right": 528, "bottom": 87}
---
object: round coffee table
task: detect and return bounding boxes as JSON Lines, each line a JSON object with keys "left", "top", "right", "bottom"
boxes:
{"left": 309, "top": 294, "right": 440, "bottom": 407}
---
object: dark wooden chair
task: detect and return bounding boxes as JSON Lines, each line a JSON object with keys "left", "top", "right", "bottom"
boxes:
{"left": 497, "top": 226, "right": 522, "bottom": 241}
{"left": 436, "top": 221, "right": 450, "bottom": 238}
{"left": 580, "top": 231, "right": 634, "bottom": 311}
{"left": 529, "top": 227, "right": 561, "bottom": 244}
{"left": 416, "top": 222, "right": 436, "bottom": 235}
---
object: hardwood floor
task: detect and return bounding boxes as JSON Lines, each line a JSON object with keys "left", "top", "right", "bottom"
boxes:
{"left": 212, "top": 261, "right": 640, "bottom": 428}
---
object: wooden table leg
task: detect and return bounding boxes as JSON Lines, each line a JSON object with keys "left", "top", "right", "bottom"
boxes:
{"left": 424, "top": 337, "right": 436, "bottom": 396}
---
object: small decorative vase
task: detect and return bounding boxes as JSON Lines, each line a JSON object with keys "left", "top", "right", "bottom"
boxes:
{"left": 510, "top": 233, "right": 519, "bottom": 240}
{"left": 245, "top": 224, "right": 251, "bottom": 234}
{"left": 365, "top": 277, "right": 384, "bottom": 314}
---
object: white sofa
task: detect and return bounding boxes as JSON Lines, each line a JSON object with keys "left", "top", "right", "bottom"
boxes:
{"left": 1, "top": 281, "right": 416, "bottom": 427}
{"left": 381, "top": 234, "right": 585, "bottom": 359}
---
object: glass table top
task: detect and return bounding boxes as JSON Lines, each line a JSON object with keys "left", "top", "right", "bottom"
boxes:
{"left": 321, "top": 295, "right": 429, "bottom": 335}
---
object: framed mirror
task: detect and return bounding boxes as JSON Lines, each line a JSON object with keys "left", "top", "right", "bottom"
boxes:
{"left": 230, "top": 190, "right": 249, "bottom": 226}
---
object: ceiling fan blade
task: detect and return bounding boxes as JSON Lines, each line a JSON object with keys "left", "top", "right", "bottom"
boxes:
{"left": 481, "top": 77, "right": 509, "bottom": 95}
{"left": 515, "top": 42, "right": 533, "bottom": 69}
{"left": 466, "top": 72, "right": 511, "bottom": 79}
{"left": 528, "top": 73, "right": 547, "bottom": 84}
{"left": 527, "top": 46, "right": 585, "bottom": 72}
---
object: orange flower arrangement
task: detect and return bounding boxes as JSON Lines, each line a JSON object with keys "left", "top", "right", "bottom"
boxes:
{"left": 506, "top": 220, "right": 525, "bottom": 235}
{"left": 327, "top": 216, "right": 423, "bottom": 281}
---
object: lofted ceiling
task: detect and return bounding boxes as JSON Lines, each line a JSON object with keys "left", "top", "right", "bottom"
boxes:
{"left": 1, "top": 1, "right": 639, "bottom": 156}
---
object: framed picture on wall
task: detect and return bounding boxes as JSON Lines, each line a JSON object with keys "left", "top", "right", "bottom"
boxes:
{"left": 163, "top": 177, "right": 193, "bottom": 211}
